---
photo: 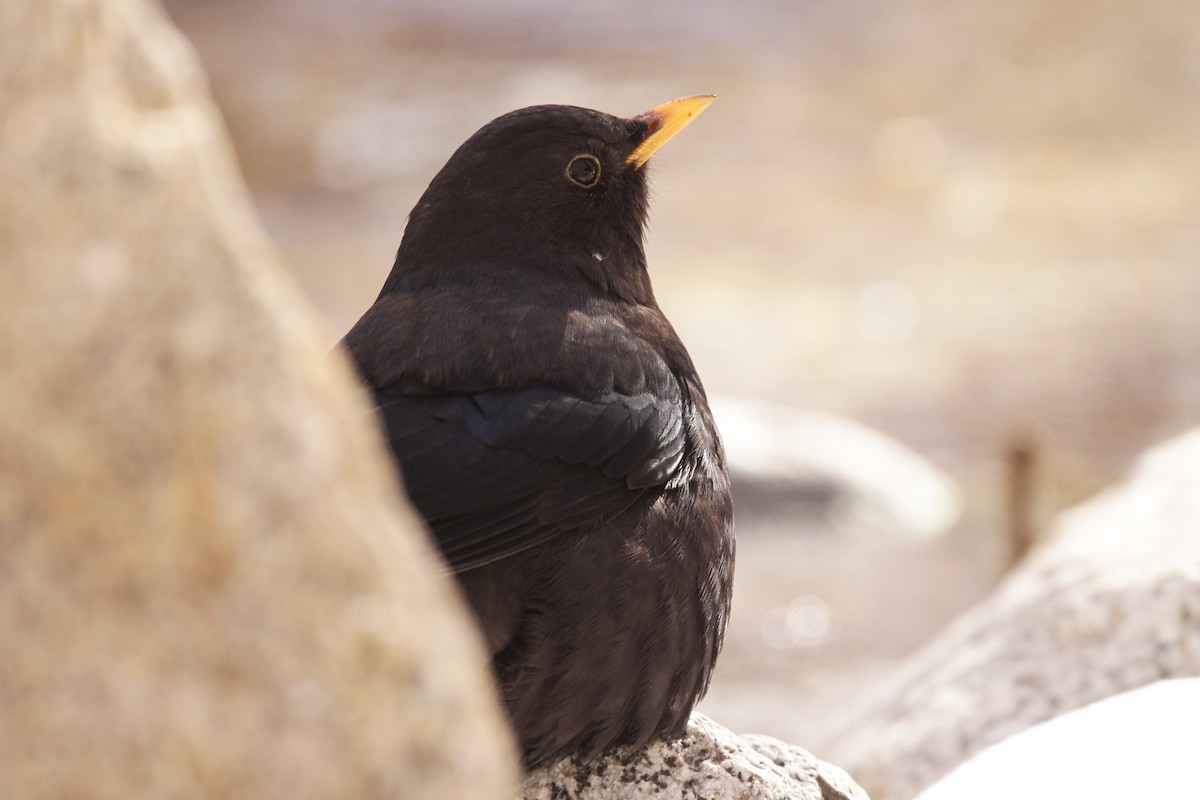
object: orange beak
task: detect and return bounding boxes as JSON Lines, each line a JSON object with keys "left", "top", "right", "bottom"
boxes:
{"left": 626, "top": 95, "right": 716, "bottom": 169}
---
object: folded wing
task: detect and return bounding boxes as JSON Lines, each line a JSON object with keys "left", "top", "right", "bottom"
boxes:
{"left": 372, "top": 383, "right": 686, "bottom": 572}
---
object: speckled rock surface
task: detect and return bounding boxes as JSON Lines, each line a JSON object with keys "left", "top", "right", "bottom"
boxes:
{"left": 0, "top": 1, "right": 516, "bottom": 798}
{"left": 918, "top": 679, "right": 1200, "bottom": 800}
{"left": 829, "top": 430, "right": 1200, "bottom": 800}
{"left": 521, "top": 713, "right": 869, "bottom": 800}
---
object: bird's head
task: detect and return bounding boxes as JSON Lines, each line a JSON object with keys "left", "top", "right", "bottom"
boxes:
{"left": 386, "top": 96, "right": 714, "bottom": 304}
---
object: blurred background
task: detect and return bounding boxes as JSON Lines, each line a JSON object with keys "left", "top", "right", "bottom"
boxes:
{"left": 162, "top": 0, "right": 1200, "bottom": 750}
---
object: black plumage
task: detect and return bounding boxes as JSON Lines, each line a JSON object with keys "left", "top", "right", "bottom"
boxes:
{"left": 339, "top": 98, "right": 734, "bottom": 768}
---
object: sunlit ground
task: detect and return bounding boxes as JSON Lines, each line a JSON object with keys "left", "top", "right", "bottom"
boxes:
{"left": 165, "top": 0, "right": 1200, "bottom": 748}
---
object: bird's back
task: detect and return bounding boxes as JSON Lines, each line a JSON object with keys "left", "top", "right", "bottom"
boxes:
{"left": 342, "top": 279, "right": 734, "bottom": 767}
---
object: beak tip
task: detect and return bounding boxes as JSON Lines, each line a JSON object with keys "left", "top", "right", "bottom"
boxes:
{"left": 626, "top": 94, "right": 716, "bottom": 167}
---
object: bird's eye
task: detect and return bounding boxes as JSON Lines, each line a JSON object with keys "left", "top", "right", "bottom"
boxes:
{"left": 566, "top": 154, "right": 601, "bottom": 188}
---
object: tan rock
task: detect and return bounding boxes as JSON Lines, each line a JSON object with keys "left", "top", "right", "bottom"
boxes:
{"left": 0, "top": 1, "right": 517, "bottom": 798}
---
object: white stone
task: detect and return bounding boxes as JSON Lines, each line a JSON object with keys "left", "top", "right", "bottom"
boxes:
{"left": 829, "top": 429, "right": 1200, "bottom": 800}
{"left": 711, "top": 396, "right": 962, "bottom": 539}
{"left": 918, "top": 680, "right": 1200, "bottom": 800}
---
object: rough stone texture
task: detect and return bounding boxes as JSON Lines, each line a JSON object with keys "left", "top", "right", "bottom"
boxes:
{"left": 917, "top": 679, "right": 1200, "bottom": 800}
{"left": 828, "top": 429, "right": 1200, "bottom": 800}
{"left": 0, "top": 1, "right": 517, "bottom": 798}
{"left": 521, "top": 713, "right": 869, "bottom": 800}
{"left": 711, "top": 397, "right": 962, "bottom": 539}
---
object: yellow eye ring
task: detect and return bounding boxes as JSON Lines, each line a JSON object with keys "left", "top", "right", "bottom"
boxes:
{"left": 565, "top": 154, "right": 601, "bottom": 188}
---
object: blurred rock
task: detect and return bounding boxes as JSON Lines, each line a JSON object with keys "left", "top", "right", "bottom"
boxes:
{"left": 828, "top": 429, "right": 1200, "bottom": 800}
{"left": 0, "top": 1, "right": 516, "bottom": 799}
{"left": 917, "top": 679, "right": 1200, "bottom": 800}
{"left": 522, "top": 713, "right": 869, "bottom": 800}
{"left": 711, "top": 397, "right": 962, "bottom": 538}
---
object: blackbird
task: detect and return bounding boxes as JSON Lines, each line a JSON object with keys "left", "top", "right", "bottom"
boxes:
{"left": 339, "top": 96, "right": 734, "bottom": 768}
